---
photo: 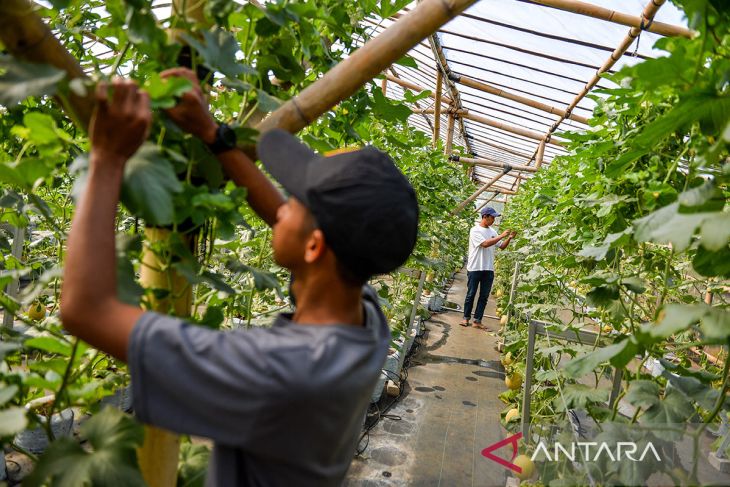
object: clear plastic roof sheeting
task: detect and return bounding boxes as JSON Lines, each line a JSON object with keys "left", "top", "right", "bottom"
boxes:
{"left": 363, "top": 0, "right": 689, "bottom": 208}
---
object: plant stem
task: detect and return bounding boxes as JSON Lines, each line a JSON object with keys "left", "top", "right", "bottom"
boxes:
{"left": 47, "top": 338, "right": 80, "bottom": 441}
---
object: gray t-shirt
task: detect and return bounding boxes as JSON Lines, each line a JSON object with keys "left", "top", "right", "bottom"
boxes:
{"left": 128, "top": 286, "right": 390, "bottom": 487}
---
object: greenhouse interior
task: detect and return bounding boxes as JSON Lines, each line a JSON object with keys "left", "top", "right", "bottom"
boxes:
{"left": 0, "top": 0, "right": 728, "bottom": 485}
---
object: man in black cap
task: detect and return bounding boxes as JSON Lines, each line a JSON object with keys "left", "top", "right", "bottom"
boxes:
{"left": 60, "top": 71, "right": 419, "bottom": 486}
{"left": 460, "top": 206, "right": 514, "bottom": 329}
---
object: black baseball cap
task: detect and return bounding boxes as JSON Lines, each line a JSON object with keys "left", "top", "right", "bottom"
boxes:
{"left": 257, "top": 129, "right": 419, "bottom": 280}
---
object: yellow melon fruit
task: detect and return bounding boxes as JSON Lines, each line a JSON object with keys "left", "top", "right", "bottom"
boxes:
{"left": 27, "top": 302, "right": 46, "bottom": 321}
{"left": 513, "top": 454, "right": 535, "bottom": 480}
{"left": 505, "top": 372, "right": 523, "bottom": 390}
{"left": 505, "top": 408, "right": 520, "bottom": 423}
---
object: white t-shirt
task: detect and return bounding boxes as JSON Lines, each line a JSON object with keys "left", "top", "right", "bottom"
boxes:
{"left": 467, "top": 224, "right": 498, "bottom": 271}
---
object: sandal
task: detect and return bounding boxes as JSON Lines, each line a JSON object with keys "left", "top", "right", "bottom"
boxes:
{"left": 460, "top": 319, "right": 470, "bottom": 327}
{"left": 472, "top": 322, "right": 486, "bottom": 330}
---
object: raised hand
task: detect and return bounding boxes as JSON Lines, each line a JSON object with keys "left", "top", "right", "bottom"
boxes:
{"left": 90, "top": 78, "right": 151, "bottom": 164}
{"left": 160, "top": 67, "right": 218, "bottom": 143}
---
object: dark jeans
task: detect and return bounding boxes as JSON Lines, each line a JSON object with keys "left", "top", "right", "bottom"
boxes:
{"left": 463, "top": 270, "right": 494, "bottom": 323}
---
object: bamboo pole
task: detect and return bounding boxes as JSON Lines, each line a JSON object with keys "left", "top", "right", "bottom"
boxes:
{"left": 451, "top": 155, "right": 540, "bottom": 173}
{"left": 384, "top": 73, "right": 453, "bottom": 105}
{"left": 452, "top": 171, "right": 510, "bottom": 215}
{"left": 416, "top": 108, "right": 467, "bottom": 115}
{"left": 449, "top": 73, "right": 589, "bottom": 124}
{"left": 135, "top": 2, "right": 209, "bottom": 484}
{"left": 256, "top": 0, "right": 478, "bottom": 137}
{"left": 535, "top": 140, "right": 546, "bottom": 169}
{"left": 445, "top": 113, "right": 455, "bottom": 155}
{"left": 461, "top": 112, "right": 565, "bottom": 147}
{"left": 136, "top": 228, "right": 191, "bottom": 486}
{"left": 428, "top": 33, "right": 473, "bottom": 155}
{"left": 487, "top": 186, "right": 518, "bottom": 195}
{"left": 476, "top": 195, "right": 511, "bottom": 212}
{"left": 0, "top": 0, "right": 95, "bottom": 128}
{"left": 432, "top": 70, "right": 443, "bottom": 146}
{"left": 468, "top": 134, "right": 535, "bottom": 161}
{"left": 529, "top": 0, "right": 668, "bottom": 164}
{"left": 388, "top": 68, "right": 434, "bottom": 132}
{"left": 529, "top": 0, "right": 694, "bottom": 38}
{"left": 381, "top": 78, "right": 388, "bottom": 95}
{"left": 476, "top": 193, "right": 499, "bottom": 212}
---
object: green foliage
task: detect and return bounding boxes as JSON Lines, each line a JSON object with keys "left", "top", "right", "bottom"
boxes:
{"left": 24, "top": 407, "right": 145, "bottom": 487}
{"left": 493, "top": 2, "right": 729, "bottom": 482}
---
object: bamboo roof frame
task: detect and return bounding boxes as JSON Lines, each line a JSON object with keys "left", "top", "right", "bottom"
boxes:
{"left": 369, "top": 0, "right": 689, "bottom": 208}
{"left": 3, "top": 0, "right": 692, "bottom": 208}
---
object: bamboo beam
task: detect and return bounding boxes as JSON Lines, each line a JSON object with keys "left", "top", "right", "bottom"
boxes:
{"left": 452, "top": 170, "right": 510, "bottom": 215}
{"left": 528, "top": 0, "right": 694, "bottom": 38}
{"left": 0, "top": 0, "right": 95, "bottom": 128}
{"left": 451, "top": 155, "right": 540, "bottom": 173}
{"left": 256, "top": 0, "right": 478, "bottom": 136}
{"left": 388, "top": 68, "right": 434, "bottom": 133}
{"left": 432, "top": 70, "right": 443, "bottom": 146}
{"left": 448, "top": 73, "right": 589, "bottom": 124}
{"left": 445, "top": 113, "right": 455, "bottom": 155}
{"left": 488, "top": 186, "right": 518, "bottom": 195}
{"left": 384, "top": 73, "right": 453, "bottom": 105}
{"left": 476, "top": 195, "right": 510, "bottom": 212}
{"left": 416, "top": 108, "right": 467, "bottom": 115}
{"left": 468, "top": 135, "right": 535, "bottom": 161}
{"left": 461, "top": 112, "right": 565, "bottom": 147}
{"left": 476, "top": 193, "right": 499, "bottom": 212}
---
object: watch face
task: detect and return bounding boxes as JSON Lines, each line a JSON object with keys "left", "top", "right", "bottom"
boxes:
{"left": 220, "top": 125, "right": 236, "bottom": 148}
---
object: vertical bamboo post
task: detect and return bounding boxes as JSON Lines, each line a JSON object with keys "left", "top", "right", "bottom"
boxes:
{"left": 433, "top": 70, "right": 443, "bottom": 147}
{"left": 535, "top": 140, "right": 546, "bottom": 169}
{"left": 135, "top": 2, "right": 207, "bottom": 484}
{"left": 136, "top": 228, "right": 193, "bottom": 486}
{"left": 444, "top": 113, "right": 455, "bottom": 155}
{"left": 381, "top": 78, "right": 388, "bottom": 96}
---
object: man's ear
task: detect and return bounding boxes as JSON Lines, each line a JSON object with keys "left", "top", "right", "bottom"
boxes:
{"left": 304, "top": 229, "right": 327, "bottom": 264}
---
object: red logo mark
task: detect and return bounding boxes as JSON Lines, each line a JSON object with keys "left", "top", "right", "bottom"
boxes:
{"left": 481, "top": 432, "right": 523, "bottom": 474}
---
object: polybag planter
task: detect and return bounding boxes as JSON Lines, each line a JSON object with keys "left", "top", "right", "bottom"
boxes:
{"left": 15, "top": 395, "right": 74, "bottom": 454}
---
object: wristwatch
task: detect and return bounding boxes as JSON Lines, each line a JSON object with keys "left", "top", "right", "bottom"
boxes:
{"left": 207, "top": 123, "right": 237, "bottom": 154}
